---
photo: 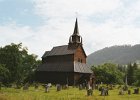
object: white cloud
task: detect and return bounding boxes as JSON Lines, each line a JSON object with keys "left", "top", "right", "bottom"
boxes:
{"left": 1, "top": 0, "right": 140, "bottom": 58}
{"left": 0, "top": 22, "right": 70, "bottom": 58}
{"left": 34, "top": 0, "right": 121, "bottom": 18}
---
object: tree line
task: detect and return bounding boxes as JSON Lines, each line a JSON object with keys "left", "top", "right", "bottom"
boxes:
{"left": 0, "top": 43, "right": 41, "bottom": 87}
{"left": 0, "top": 43, "right": 140, "bottom": 87}
{"left": 91, "top": 63, "right": 140, "bottom": 86}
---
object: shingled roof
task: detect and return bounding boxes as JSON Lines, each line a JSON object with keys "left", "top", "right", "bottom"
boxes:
{"left": 42, "top": 45, "right": 76, "bottom": 58}
{"left": 74, "top": 62, "right": 92, "bottom": 73}
{"left": 37, "top": 61, "right": 92, "bottom": 73}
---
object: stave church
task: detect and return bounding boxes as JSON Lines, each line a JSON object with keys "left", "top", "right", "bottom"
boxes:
{"left": 36, "top": 18, "right": 94, "bottom": 86}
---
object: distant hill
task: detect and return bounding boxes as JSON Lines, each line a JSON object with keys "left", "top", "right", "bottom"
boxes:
{"left": 87, "top": 44, "right": 140, "bottom": 66}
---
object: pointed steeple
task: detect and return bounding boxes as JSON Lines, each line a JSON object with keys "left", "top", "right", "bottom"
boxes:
{"left": 68, "top": 18, "right": 82, "bottom": 49}
{"left": 73, "top": 18, "right": 79, "bottom": 35}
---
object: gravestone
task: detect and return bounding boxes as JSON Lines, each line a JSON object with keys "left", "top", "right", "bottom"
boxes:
{"left": 133, "top": 88, "right": 139, "bottom": 94}
{"left": 119, "top": 89, "right": 124, "bottom": 95}
{"left": 128, "top": 90, "right": 131, "bottom": 95}
{"left": 0, "top": 77, "right": 2, "bottom": 85}
{"left": 87, "top": 84, "right": 93, "bottom": 96}
{"left": 62, "top": 84, "right": 68, "bottom": 90}
{"left": 82, "top": 83, "right": 86, "bottom": 89}
{"left": 56, "top": 84, "right": 61, "bottom": 91}
{"left": 34, "top": 83, "right": 39, "bottom": 89}
{"left": 79, "top": 84, "right": 82, "bottom": 90}
{"left": 0, "top": 82, "right": 1, "bottom": 90}
{"left": 109, "top": 84, "right": 113, "bottom": 90}
{"left": 101, "top": 88, "right": 105, "bottom": 96}
{"left": 45, "top": 84, "right": 49, "bottom": 93}
{"left": 66, "top": 84, "right": 69, "bottom": 89}
{"left": 87, "top": 89, "right": 93, "bottom": 96}
{"left": 104, "top": 88, "right": 109, "bottom": 96}
{"left": 95, "top": 84, "right": 99, "bottom": 90}
{"left": 99, "top": 86, "right": 102, "bottom": 91}
{"left": 23, "top": 83, "right": 29, "bottom": 90}
{"left": 16, "top": 82, "right": 22, "bottom": 89}
{"left": 123, "top": 85, "right": 128, "bottom": 91}
{"left": 47, "top": 83, "right": 52, "bottom": 87}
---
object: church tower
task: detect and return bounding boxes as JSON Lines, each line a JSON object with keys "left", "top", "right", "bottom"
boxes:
{"left": 68, "top": 18, "right": 82, "bottom": 49}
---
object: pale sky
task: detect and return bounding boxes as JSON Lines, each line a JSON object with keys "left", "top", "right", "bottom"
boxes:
{"left": 0, "top": 0, "right": 140, "bottom": 59}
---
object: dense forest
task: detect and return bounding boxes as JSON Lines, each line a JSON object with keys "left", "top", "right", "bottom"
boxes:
{"left": 87, "top": 44, "right": 140, "bottom": 66}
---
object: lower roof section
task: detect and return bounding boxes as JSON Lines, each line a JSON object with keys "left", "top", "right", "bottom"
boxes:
{"left": 74, "top": 62, "right": 92, "bottom": 73}
{"left": 37, "top": 61, "right": 93, "bottom": 74}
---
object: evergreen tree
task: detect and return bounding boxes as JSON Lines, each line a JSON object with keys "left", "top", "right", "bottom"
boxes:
{"left": 127, "top": 63, "right": 134, "bottom": 85}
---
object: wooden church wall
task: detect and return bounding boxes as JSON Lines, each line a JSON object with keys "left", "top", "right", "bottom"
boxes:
{"left": 42, "top": 54, "right": 74, "bottom": 63}
{"left": 74, "top": 46, "right": 86, "bottom": 63}
{"left": 36, "top": 71, "right": 74, "bottom": 85}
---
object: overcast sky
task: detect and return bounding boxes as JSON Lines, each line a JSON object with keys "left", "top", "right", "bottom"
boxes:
{"left": 0, "top": 0, "right": 140, "bottom": 59}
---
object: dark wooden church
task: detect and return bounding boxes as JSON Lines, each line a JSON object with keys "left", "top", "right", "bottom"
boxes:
{"left": 36, "top": 19, "right": 94, "bottom": 85}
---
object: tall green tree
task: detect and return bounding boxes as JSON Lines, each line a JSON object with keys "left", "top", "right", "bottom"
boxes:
{"left": 92, "top": 63, "right": 124, "bottom": 84}
{"left": 0, "top": 43, "right": 41, "bottom": 85}
{"left": 127, "top": 63, "right": 135, "bottom": 85}
{"left": 0, "top": 43, "right": 23, "bottom": 83}
{"left": 134, "top": 69, "right": 140, "bottom": 86}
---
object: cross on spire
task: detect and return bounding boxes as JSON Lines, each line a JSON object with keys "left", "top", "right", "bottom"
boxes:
{"left": 73, "top": 18, "right": 79, "bottom": 35}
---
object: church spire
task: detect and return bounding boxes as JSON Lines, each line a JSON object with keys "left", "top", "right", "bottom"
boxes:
{"left": 68, "top": 18, "right": 82, "bottom": 49}
{"left": 73, "top": 18, "right": 79, "bottom": 35}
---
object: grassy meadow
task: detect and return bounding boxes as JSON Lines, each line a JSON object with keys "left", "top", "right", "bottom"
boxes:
{"left": 0, "top": 85, "right": 140, "bottom": 100}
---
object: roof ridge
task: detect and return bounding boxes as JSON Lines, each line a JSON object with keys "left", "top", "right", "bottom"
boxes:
{"left": 53, "top": 45, "right": 68, "bottom": 48}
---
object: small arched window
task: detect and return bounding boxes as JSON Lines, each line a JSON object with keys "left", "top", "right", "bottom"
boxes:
{"left": 78, "top": 58, "right": 80, "bottom": 62}
{"left": 81, "top": 59, "right": 82, "bottom": 63}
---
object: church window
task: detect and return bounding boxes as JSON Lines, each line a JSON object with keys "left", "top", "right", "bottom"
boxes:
{"left": 81, "top": 59, "right": 82, "bottom": 63}
{"left": 78, "top": 58, "right": 80, "bottom": 62}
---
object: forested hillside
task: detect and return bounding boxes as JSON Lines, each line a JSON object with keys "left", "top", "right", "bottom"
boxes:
{"left": 87, "top": 44, "right": 140, "bottom": 66}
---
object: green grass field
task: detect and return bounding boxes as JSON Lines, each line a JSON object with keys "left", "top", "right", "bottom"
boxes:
{"left": 0, "top": 86, "right": 140, "bottom": 100}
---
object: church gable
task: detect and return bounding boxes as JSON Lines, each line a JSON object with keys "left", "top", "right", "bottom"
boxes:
{"left": 42, "top": 45, "right": 76, "bottom": 58}
{"left": 74, "top": 46, "right": 86, "bottom": 63}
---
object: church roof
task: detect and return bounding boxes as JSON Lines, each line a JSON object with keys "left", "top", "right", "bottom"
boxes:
{"left": 74, "top": 62, "right": 92, "bottom": 73}
{"left": 37, "top": 61, "right": 92, "bottom": 73}
{"left": 42, "top": 45, "right": 76, "bottom": 58}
